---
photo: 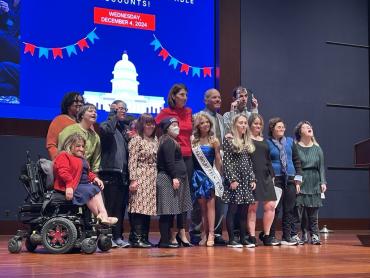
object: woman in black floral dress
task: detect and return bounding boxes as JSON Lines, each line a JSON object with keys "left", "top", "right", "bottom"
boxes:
{"left": 222, "top": 114, "right": 256, "bottom": 248}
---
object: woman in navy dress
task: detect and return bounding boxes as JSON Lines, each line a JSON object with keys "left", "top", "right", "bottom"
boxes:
{"left": 191, "top": 113, "right": 222, "bottom": 247}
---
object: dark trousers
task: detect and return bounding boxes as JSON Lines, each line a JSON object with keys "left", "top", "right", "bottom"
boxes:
{"left": 270, "top": 176, "right": 297, "bottom": 240}
{"left": 159, "top": 215, "right": 175, "bottom": 244}
{"left": 177, "top": 156, "right": 193, "bottom": 230}
{"left": 100, "top": 172, "right": 129, "bottom": 240}
{"left": 226, "top": 204, "right": 249, "bottom": 241}
{"left": 130, "top": 213, "right": 151, "bottom": 237}
{"left": 293, "top": 206, "right": 320, "bottom": 236}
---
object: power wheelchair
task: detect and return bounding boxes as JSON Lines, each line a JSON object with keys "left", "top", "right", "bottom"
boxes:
{"left": 8, "top": 152, "right": 113, "bottom": 254}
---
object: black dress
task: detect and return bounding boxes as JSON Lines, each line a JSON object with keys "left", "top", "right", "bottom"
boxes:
{"left": 221, "top": 137, "right": 255, "bottom": 205}
{"left": 156, "top": 137, "right": 192, "bottom": 215}
{"left": 250, "top": 139, "right": 276, "bottom": 201}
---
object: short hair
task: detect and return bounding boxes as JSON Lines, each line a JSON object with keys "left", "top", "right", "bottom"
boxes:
{"left": 61, "top": 133, "right": 86, "bottom": 154}
{"left": 136, "top": 113, "right": 157, "bottom": 139}
{"left": 231, "top": 86, "right": 255, "bottom": 99}
{"left": 204, "top": 88, "right": 220, "bottom": 100}
{"left": 61, "top": 92, "right": 84, "bottom": 114}
{"left": 268, "top": 117, "right": 285, "bottom": 137}
{"left": 248, "top": 113, "right": 264, "bottom": 137}
{"left": 77, "top": 103, "right": 96, "bottom": 122}
{"left": 167, "top": 83, "right": 188, "bottom": 108}
{"left": 112, "top": 99, "right": 126, "bottom": 107}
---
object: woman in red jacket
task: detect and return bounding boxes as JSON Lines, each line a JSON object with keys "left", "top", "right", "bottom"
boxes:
{"left": 54, "top": 133, "right": 117, "bottom": 225}
{"left": 156, "top": 83, "right": 193, "bottom": 246}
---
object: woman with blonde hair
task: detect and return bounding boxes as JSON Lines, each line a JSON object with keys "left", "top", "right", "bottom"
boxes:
{"left": 191, "top": 113, "right": 222, "bottom": 247}
{"left": 222, "top": 114, "right": 256, "bottom": 248}
{"left": 53, "top": 133, "right": 117, "bottom": 225}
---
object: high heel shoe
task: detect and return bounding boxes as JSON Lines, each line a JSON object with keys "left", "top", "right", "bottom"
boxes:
{"left": 107, "top": 217, "right": 118, "bottom": 225}
{"left": 206, "top": 234, "right": 215, "bottom": 247}
{"left": 199, "top": 233, "right": 207, "bottom": 246}
{"left": 96, "top": 214, "right": 118, "bottom": 225}
{"left": 176, "top": 233, "right": 193, "bottom": 247}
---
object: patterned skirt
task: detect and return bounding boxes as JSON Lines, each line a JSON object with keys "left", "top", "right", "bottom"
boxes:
{"left": 156, "top": 172, "right": 193, "bottom": 215}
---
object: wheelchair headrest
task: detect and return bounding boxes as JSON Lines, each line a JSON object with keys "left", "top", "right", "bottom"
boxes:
{"left": 39, "top": 158, "right": 54, "bottom": 190}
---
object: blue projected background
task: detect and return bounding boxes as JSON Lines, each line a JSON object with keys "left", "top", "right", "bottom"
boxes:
{"left": 0, "top": 0, "right": 216, "bottom": 121}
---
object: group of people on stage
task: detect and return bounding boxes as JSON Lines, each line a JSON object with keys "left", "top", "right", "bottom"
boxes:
{"left": 46, "top": 83, "right": 327, "bottom": 249}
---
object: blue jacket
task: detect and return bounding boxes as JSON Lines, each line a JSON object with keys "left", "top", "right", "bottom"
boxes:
{"left": 266, "top": 137, "right": 302, "bottom": 178}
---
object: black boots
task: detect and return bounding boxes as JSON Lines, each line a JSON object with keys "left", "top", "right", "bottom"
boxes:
{"left": 129, "top": 224, "right": 151, "bottom": 248}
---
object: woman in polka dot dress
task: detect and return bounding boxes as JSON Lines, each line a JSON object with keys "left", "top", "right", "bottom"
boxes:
{"left": 222, "top": 114, "right": 256, "bottom": 247}
{"left": 222, "top": 114, "right": 256, "bottom": 248}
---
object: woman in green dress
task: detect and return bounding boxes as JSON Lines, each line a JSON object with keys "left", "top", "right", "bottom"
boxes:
{"left": 293, "top": 121, "right": 327, "bottom": 245}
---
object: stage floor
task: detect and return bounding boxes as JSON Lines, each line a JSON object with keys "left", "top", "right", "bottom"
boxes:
{"left": 1, "top": 231, "right": 370, "bottom": 277}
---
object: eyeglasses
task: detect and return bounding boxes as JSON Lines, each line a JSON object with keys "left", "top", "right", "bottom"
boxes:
{"left": 117, "top": 107, "right": 128, "bottom": 112}
{"left": 73, "top": 99, "right": 84, "bottom": 106}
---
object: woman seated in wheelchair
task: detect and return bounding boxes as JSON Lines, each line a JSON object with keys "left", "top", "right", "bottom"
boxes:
{"left": 53, "top": 133, "right": 118, "bottom": 225}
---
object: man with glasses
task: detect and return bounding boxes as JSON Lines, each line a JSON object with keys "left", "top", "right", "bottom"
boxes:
{"left": 223, "top": 87, "right": 259, "bottom": 133}
{"left": 46, "top": 92, "right": 84, "bottom": 160}
{"left": 99, "top": 100, "right": 131, "bottom": 248}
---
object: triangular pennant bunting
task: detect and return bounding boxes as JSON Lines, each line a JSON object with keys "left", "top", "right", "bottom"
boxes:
{"left": 150, "top": 34, "right": 213, "bottom": 78}
{"left": 23, "top": 28, "right": 99, "bottom": 60}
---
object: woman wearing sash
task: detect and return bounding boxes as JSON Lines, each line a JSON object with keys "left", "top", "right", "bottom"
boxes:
{"left": 191, "top": 113, "right": 222, "bottom": 247}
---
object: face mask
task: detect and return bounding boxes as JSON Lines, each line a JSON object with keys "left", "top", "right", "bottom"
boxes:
{"left": 168, "top": 125, "right": 180, "bottom": 137}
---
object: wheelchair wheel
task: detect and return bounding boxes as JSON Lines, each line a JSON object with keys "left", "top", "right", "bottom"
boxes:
{"left": 8, "top": 238, "right": 22, "bottom": 254}
{"left": 41, "top": 217, "right": 78, "bottom": 254}
{"left": 81, "top": 238, "right": 97, "bottom": 254}
{"left": 97, "top": 235, "right": 112, "bottom": 252}
{"left": 25, "top": 237, "right": 38, "bottom": 252}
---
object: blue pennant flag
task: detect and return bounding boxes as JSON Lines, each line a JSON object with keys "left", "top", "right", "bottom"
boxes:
{"left": 87, "top": 30, "right": 99, "bottom": 44}
{"left": 192, "top": 67, "right": 200, "bottom": 77}
{"left": 169, "top": 57, "right": 179, "bottom": 69}
{"left": 38, "top": 47, "right": 49, "bottom": 59}
{"left": 150, "top": 38, "right": 161, "bottom": 51}
{"left": 66, "top": 45, "right": 77, "bottom": 56}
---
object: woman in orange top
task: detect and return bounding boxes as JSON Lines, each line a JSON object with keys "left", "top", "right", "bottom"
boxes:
{"left": 46, "top": 92, "right": 84, "bottom": 160}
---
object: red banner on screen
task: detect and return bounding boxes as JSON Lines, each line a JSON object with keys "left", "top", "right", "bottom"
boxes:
{"left": 94, "top": 7, "right": 156, "bottom": 31}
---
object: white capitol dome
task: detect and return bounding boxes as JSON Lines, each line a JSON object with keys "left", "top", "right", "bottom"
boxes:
{"left": 84, "top": 51, "right": 165, "bottom": 114}
{"left": 111, "top": 52, "right": 139, "bottom": 96}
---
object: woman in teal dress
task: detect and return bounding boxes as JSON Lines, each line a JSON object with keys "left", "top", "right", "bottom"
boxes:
{"left": 191, "top": 113, "right": 222, "bottom": 247}
{"left": 294, "top": 121, "right": 327, "bottom": 245}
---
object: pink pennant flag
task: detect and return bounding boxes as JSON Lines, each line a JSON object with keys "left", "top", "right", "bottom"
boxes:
{"left": 77, "top": 39, "right": 89, "bottom": 51}
{"left": 52, "top": 48, "right": 63, "bottom": 59}
{"left": 203, "top": 67, "right": 212, "bottom": 78}
{"left": 180, "top": 64, "right": 190, "bottom": 75}
{"left": 158, "top": 49, "right": 169, "bottom": 61}
{"left": 24, "top": 43, "right": 36, "bottom": 56}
